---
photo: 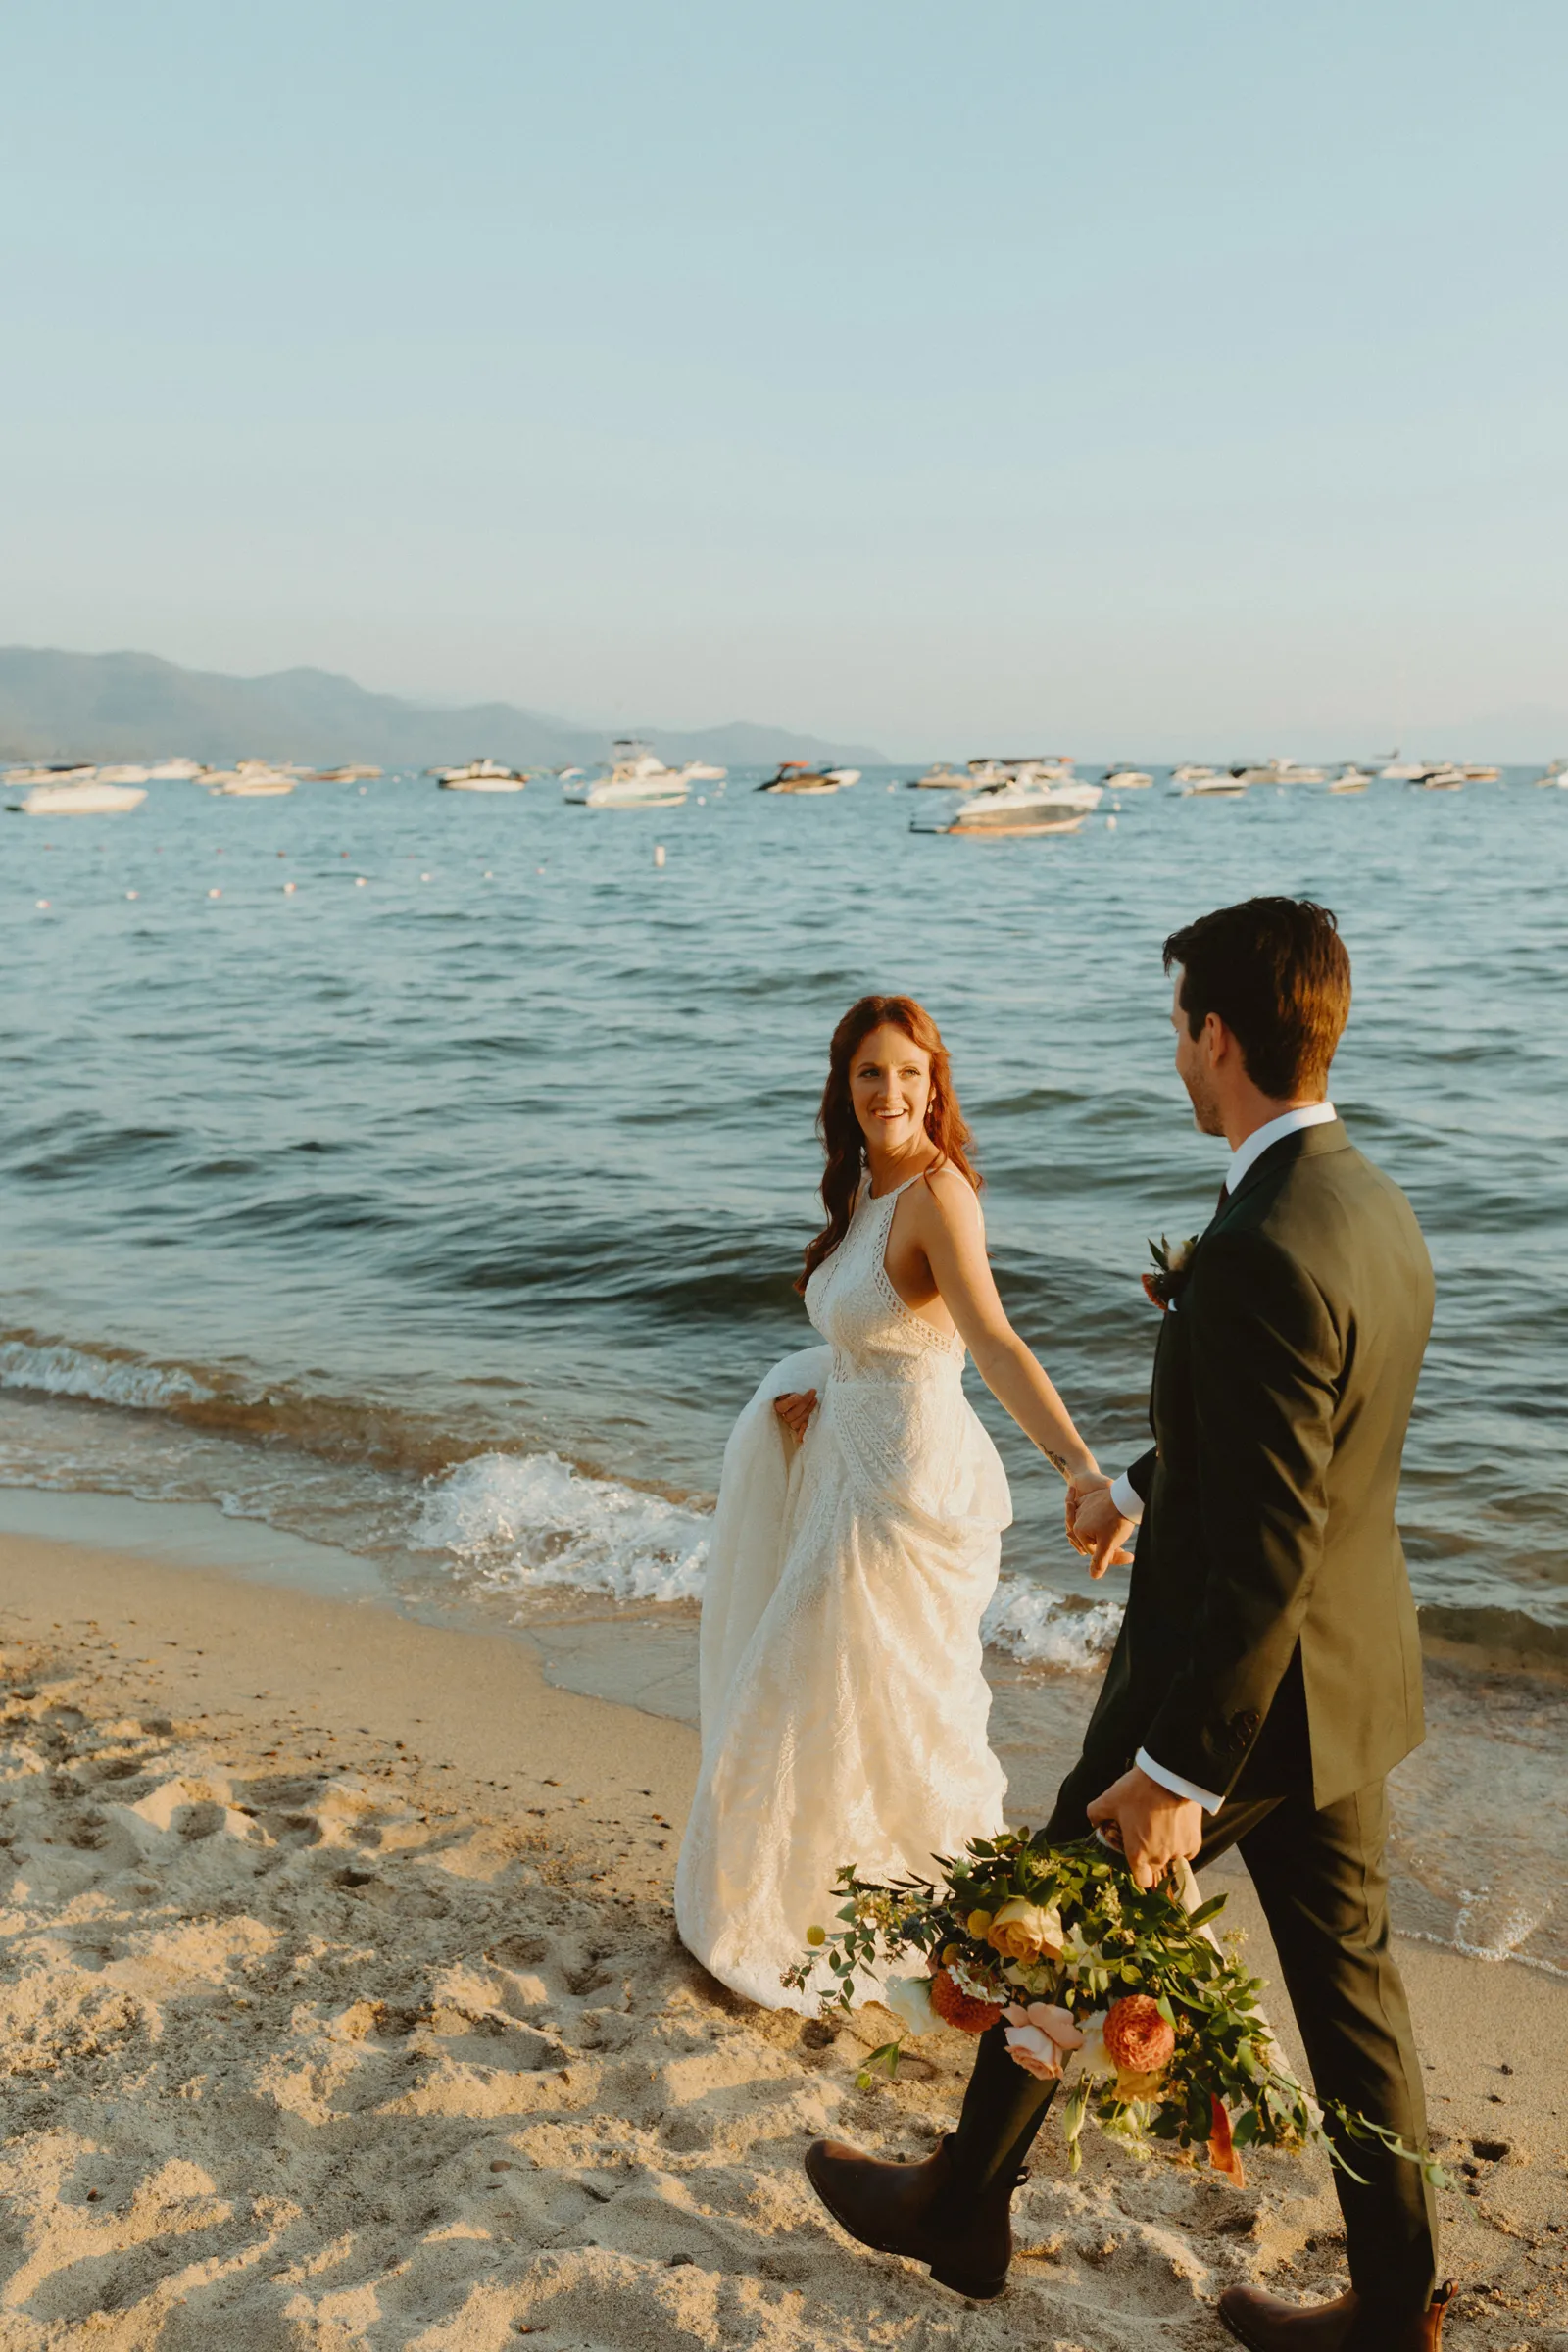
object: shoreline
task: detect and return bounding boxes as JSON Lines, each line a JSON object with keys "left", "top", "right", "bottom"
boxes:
{"left": 0, "top": 1528, "right": 1564, "bottom": 2348}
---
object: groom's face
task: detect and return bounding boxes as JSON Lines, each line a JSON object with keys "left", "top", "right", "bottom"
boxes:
{"left": 1171, "top": 973, "right": 1225, "bottom": 1137}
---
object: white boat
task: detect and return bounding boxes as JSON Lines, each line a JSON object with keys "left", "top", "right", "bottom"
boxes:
{"left": 1172, "top": 763, "right": 1219, "bottom": 783}
{"left": 1376, "top": 752, "right": 1434, "bottom": 780}
{"left": 1179, "top": 773, "right": 1249, "bottom": 797}
{"left": 4, "top": 762, "right": 99, "bottom": 787}
{"left": 209, "top": 762, "right": 297, "bottom": 796}
{"left": 15, "top": 777, "right": 147, "bottom": 815}
{"left": 756, "top": 760, "right": 842, "bottom": 795}
{"left": 822, "top": 767, "right": 860, "bottom": 788}
{"left": 1102, "top": 767, "right": 1153, "bottom": 789}
{"left": 435, "top": 760, "right": 528, "bottom": 791}
{"left": 1230, "top": 759, "right": 1325, "bottom": 787}
{"left": 312, "top": 764, "right": 383, "bottom": 782}
{"left": 683, "top": 761, "right": 728, "bottom": 783}
{"left": 146, "top": 758, "right": 205, "bottom": 780}
{"left": 1329, "top": 766, "right": 1371, "bottom": 793}
{"left": 95, "top": 764, "right": 151, "bottom": 784}
{"left": 1416, "top": 765, "right": 1466, "bottom": 790}
{"left": 1460, "top": 762, "right": 1500, "bottom": 781}
{"left": 906, "top": 761, "right": 972, "bottom": 789}
{"left": 1533, "top": 759, "right": 1568, "bottom": 787}
{"left": 566, "top": 742, "right": 690, "bottom": 808}
{"left": 920, "top": 774, "right": 1102, "bottom": 837}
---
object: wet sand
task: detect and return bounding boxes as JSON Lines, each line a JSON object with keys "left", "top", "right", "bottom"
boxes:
{"left": 1, "top": 1531, "right": 1564, "bottom": 2348}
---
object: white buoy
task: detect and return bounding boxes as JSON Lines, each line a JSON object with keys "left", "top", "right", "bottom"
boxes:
{"left": 420, "top": 872, "right": 431, "bottom": 881}
{"left": 1106, "top": 815, "right": 1118, "bottom": 831}
{"left": 283, "top": 881, "right": 297, "bottom": 894}
{"left": 208, "top": 887, "right": 221, "bottom": 899}
{"left": 654, "top": 843, "right": 666, "bottom": 867}
{"left": 35, "top": 899, "right": 49, "bottom": 909}
{"left": 355, "top": 876, "right": 368, "bottom": 887}
{"left": 125, "top": 890, "right": 138, "bottom": 900}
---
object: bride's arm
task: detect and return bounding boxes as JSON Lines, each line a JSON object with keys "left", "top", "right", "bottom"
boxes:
{"left": 912, "top": 1170, "right": 1099, "bottom": 1483}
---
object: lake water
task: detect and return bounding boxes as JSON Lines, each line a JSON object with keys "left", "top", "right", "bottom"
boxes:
{"left": 4, "top": 763, "right": 1565, "bottom": 1972}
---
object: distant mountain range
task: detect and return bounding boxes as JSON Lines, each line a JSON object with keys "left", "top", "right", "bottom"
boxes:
{"left": 0, "top": 648, "right": 887, "bottom": 771}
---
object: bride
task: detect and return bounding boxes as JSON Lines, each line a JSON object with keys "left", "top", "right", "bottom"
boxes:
{"left": 675, "top": 994, "right": 1105, "bottom": 2011}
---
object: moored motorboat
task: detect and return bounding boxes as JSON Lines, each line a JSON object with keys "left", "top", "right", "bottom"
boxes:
{"left": 4, "top": 763, "right": 99, "bottom": 787}
{"left": 567, "top": 742, "right": 690, "bottom": 808}
{"left": 312, "top": 764, "right": 383, "bottom": 782}
{"left": 917, "top": 774, "right": 1102, "bottom": 837}
{"left": 1415, "top": 765, "right": 1466, "bottom": 790}
{"left": 95, "top": 764, "right": 151, "bottom": 784}
{"left": 906, "top": 760, "right": 972, "bottom": 789}
{"left": 146, "top": 758, "right": 205, "bottom": 780}
{"left": 1533, "top": 759, "right": 1568, "bottom": 787}
{"left": 1377, "top": 752, "right": 1435, "bottom": 780}
{"left": 435, "top": 760, "right": 528, "bottom": 790}
{"left": 15, "top": 777, "right": 147, "bottom": 815}
{"left": 1172, "top": 763, "right": 1219, "bottom": 783}
{"left": 1178, "top": 772, "right": 1249, "bottom": 796}
{"left": 684, "top": 761, "right": 728, "bottom": 783}
{"left": 1329, "top": 766, "right": 1371, "bottom": 792}
{"left": 1230, "top": 759, "right": 1325, "bottom": 786}
{"left": 757, "top": 760, "right": 841, "bottom": 794}
{"left": 1460, "top": 763, "right": 1500, "bottom": 781}
{"left": 209, "top": 762, "right": 297, "bottom": 796}
{"left": 1102, "top": 767, "right": 1153, "bottom": 788}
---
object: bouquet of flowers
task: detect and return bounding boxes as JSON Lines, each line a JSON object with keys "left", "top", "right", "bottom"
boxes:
{"left": 784, "top": 1829, "right": 1443, "bottom": 2189}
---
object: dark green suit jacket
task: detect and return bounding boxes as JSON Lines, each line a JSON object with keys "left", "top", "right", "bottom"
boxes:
{"left": 1088, "top": 1118, "right": 1434, "bottom": 1811}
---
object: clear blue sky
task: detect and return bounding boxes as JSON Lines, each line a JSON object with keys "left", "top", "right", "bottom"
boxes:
{"left": 3, "top": 1, "right": 1564, "bottom": 756}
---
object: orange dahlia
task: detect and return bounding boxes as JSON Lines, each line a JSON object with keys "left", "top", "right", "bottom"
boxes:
{"left": 1102, "top": 1993, "right": 1175, "bottom": 2077}
{"left": 929, "top": 1967, "right": 1004, "bottom": 2034}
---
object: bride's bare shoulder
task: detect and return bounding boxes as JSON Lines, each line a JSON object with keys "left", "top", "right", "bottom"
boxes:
{"left": 913, "top": 1162, "right": 984, "bottom": 1232}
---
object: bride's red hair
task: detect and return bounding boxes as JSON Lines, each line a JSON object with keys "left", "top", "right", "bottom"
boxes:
{"left": 796, "top": 995, "right": 980, "bottom": 1293}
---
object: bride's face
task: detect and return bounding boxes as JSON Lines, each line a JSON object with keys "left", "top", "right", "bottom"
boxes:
{"left": 848, "top": 1024, "right": 934, "bottom": 1155}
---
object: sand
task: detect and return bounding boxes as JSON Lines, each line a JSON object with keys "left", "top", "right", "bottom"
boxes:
{"left": 0, "top": 1533, "right": 1563, "bottom": 2350}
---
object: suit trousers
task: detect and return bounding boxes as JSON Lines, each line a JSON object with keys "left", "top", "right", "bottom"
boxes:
{"left": 948, "top": 1756, "right": 1440, "bottom": 2314}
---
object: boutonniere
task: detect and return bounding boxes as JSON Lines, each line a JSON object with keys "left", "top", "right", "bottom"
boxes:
{"left": 1143, "top": 1233, "right": 1200, "bottom": 1313}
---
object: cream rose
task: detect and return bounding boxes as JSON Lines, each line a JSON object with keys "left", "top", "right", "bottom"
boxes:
{"left": 986, "top": 1898, "right": 1065, "bottom": 1966}
{"left": 883, "top": 1975, "right": 939, "bottom": 2038}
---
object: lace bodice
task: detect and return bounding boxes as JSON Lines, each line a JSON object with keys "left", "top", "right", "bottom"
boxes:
{"left": 804, "top": 1176, "right": 966, "bottom": 1383}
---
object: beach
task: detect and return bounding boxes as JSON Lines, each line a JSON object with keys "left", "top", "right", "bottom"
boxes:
{"left": 2, "top": 1532, "right": 1563, "bottom": 2349}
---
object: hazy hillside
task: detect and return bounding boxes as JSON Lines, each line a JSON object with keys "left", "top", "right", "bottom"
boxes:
{"left": 0, "top": 648, "right": 886, "bottom": 770}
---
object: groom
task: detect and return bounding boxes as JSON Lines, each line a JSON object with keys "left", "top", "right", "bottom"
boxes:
{"left": 804, "top": 899, "right": 1448, "bottom": 2349}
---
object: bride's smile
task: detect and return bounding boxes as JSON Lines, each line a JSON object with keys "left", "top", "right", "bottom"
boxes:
{"left": 849, "top": 1025, "right": 936, "bottom": 1170}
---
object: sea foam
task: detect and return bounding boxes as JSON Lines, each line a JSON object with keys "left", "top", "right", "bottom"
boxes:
{"left": 982, "top": 1574, "right": 1123, "bottom": 1670}
{"left": 0, "top": 1334, "right": 213, "bottom": 1413}
{"left": 412, "top": 1449, "right": 710, "bottom": 1605}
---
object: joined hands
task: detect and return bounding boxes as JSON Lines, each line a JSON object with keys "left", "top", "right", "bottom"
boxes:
{"left": 1064, "top": 1472, "right": 1135, "bottom": 1577}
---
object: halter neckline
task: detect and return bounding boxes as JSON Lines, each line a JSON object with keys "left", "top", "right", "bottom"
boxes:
{"left": 865, "top": 1169, "right": 928, "bottom": 1203}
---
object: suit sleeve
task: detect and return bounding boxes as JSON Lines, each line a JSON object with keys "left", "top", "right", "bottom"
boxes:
{"left": 1124, "top": 1447, "right": 1158, "bottom": 1506}
{"left": 1140, "top": 1229, "right": 1340, "bottom": 1799}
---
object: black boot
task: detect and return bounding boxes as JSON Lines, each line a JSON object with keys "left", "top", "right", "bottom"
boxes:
{"left": 803, "top": 2132, "right": 1024, "bottom": 2298}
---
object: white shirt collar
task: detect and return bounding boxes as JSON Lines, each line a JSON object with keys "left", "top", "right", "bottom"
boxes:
{"left": 1226, "top": 1102, "right": 1338, "bottom": 1193}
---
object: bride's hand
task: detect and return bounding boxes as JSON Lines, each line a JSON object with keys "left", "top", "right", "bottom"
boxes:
{"left": 773, "top": 1390, "right": 818, "bottom": 1446}
{"left": 1067, "top": 1475, "right": 1135, "bottom": 1577}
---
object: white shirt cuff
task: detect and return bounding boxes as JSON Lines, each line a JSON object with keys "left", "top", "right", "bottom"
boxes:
{"left": 1136, "top": 1746, "right": 1223, "bottom": 1813}
{"left": 1108, "top": 1469, "right": 1145, "bottom": 1525}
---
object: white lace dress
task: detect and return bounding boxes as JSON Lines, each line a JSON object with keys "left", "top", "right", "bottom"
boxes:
{"left": 674, "top": 1175, "right": 1011, "bottom": 2011}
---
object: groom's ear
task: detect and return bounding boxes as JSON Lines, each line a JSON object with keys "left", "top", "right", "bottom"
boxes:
{"left": 1201, "top": 1010, "right": 1235, "bottom": 1065}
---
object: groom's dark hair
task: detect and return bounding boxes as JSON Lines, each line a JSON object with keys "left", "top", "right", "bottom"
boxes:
{"left": 1164, "top": 898, "right": 1350, "bottom": 1099}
